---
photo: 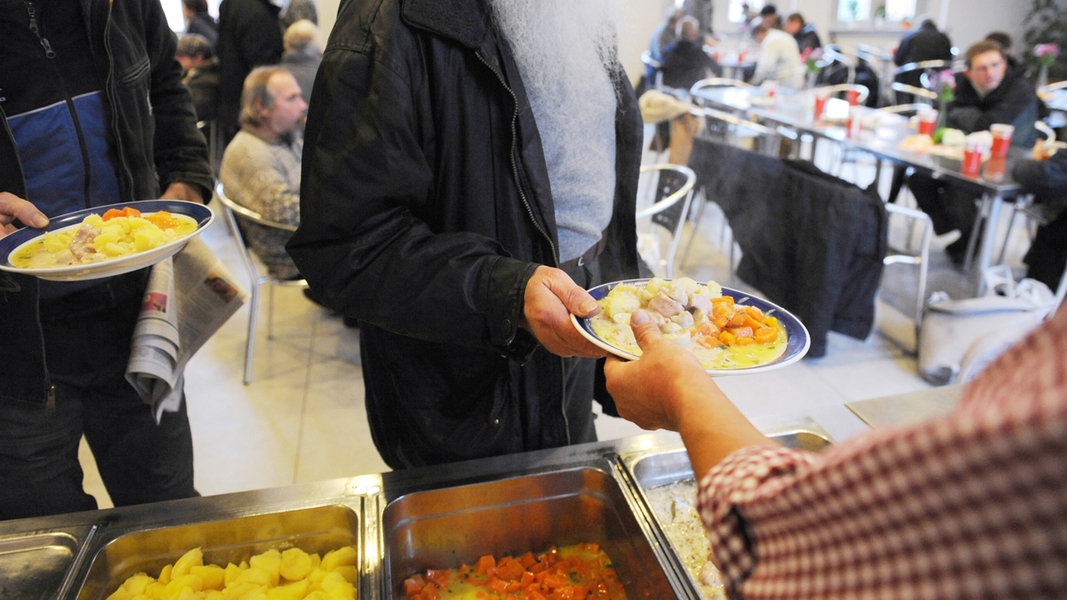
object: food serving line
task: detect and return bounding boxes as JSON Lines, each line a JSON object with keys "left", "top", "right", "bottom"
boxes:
{"left": 0, "top": 418, "right": 843, "bottom": 600}
{"left": 690, "top": 85, "right": 1027, "bottom": 296}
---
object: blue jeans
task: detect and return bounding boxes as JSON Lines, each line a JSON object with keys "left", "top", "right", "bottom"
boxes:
{"left": 0, "top": 272, "right": 197, "bottom": 520}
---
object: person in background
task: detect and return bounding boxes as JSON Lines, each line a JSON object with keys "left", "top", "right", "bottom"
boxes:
{"left": 661, "top": 16, "right": 722, "bottom": 90}
{"left": 907, "top": 40, "right": 1041, "bottom": 266}
{"left": 280, "top": 0, "right": 318, "bottom": 29}
{"left": 986, "top": 30, "right": 1024, "bottom": 73}
{"left": 646, "top": 7, "right": 685, "bottom": 85}
{"left": 783, "top": 12, "right": 821, "bottom": 54}
{"left": 281, "top": 19, "right": 322, "bottom": 105}
{"left": 659, "top": 15, "right": 720, "bottom": 165}
{"left": 182, "top": 0, "right": 218, "bottom": 47}
{"left": 892, "top": 18, "right": 953, "bottom": 102}
{"left": 0, "top": 0, "right": 212, "bottom": 520}
{"left": 1012, "top": 149, "right": 1067, "bottom": 291}
{"left": 176, "top": 33, "right": 221, "bottom": 122}
{"left": 680, "top": 0, "right": 714, "bottom": 38}
{"left": 752, "top": 4, "right": 780, "bottom": 29}
{"left": 602, "top": 302, "right": 1067, "bottom": 598}
{"left": 216, "top": 0, "right": 284, "bottom": 142}
{"left": 287, "top": 0, "right": 642, "bottom": 469}
{"left": 220, "top": 67, "right": 307, "bottom": 281}
{"left": 749, "top": 22, "right": 804, "bottom": 89}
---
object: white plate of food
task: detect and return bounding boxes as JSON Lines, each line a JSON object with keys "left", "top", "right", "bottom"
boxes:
{"left": 571, "top": 277, "right": 810, "bottom": 375}
{"left": 0, "top": 199, "right": 213, "bottom": 282}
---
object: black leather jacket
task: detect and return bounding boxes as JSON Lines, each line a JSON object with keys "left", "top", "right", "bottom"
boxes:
{"left": 288, "top": 0, "right": 642, "bottom": 467}
{"left": 0, "top": 0, "right": 213, "bottom": 406}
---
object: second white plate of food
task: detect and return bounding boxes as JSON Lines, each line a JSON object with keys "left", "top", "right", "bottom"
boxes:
{"left": 0, "top": 200, "right": 213, "bottom": 282}
{"left": 571, "top": 277, "right": 810, "bottom": 375}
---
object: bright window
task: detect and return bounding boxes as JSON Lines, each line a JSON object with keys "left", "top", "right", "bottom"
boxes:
{"left": 837, "top": 0, "right": 918, "bottom": 25}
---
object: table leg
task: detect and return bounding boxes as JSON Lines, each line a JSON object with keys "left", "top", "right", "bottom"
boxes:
{"left": 969, "top": 192, "right": 1004, "bottom": 295}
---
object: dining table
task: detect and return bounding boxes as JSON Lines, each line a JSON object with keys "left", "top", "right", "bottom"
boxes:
{"left": 690, "top": 84, "right": 1028, "bottom": 296}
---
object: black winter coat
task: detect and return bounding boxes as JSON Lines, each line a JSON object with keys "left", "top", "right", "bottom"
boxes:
{"left": 288, "top": 0, "right": 642, "bottom": 468}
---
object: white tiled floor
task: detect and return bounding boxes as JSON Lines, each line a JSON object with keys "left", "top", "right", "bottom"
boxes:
{"left": 79, "top": 141, "right": 1034, "bottom": 510}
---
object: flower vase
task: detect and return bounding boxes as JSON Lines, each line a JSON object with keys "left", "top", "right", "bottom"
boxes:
{"left": 1038, "top": 64, "right": 1049, "bottom": 90}
{"left": 933, "top": 99, "right": 948, "bottom": 143}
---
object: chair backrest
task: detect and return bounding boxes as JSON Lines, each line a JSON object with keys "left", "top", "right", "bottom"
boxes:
{"left": 695, "top": 106, "right": 793, "bottom": 155}
{"left": 214, "top": 183, "right": 298, "bottom": 232}
{"left": 1036, "top": 120, "right": 1057, "bottom": 144}
{"left": 636, "top": 164, "right": 696, "bottom": 278}
{"left": 894, "top": 59, "right": 955, "bottom": 79}
{"left": 813, "top": 83, "right": 870, "bottom": 105}
{"left": 877, "top": 103, "right": 932, "bottom": 116}
{"left": 889, "top": 82, "right": 938, "bottom": 103}
{"left": 689, "top": 77, "right": 752, "bottom": 97}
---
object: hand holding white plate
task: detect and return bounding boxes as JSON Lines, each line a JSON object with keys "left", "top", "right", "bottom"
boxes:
{"left": 571, "top": 278, "right": 810, "bottom": 375}
{"left": 0, "top": 199, "right": 213, "bottom": 282}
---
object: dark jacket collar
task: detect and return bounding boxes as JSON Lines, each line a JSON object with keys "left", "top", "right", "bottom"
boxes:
{"left": 401, "top": 0, "right": 488, "bottom": 48}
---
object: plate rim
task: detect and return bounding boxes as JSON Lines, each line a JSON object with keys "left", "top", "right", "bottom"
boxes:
{"left": 0, "top": 199, "right": 213, "bottom": 281}
{"left": 572, "top": 278, "right": 811, "bottom": 375}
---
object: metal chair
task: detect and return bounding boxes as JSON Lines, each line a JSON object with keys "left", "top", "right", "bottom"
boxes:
{"left": 636, "top": 164, "right": 697, "bottom": 278}
{"left": 882, "top": 202, "right": 934, "bottom": 334}
{"left": 892, "top": 59, "right": 954, "bottom": 103}
{"left": 812, "top": 82, "right": 870, "bottom": 106}
{"left": 689, "top": 77, "right": 753, "bottom": 97}
{"left": 214, "top": 183, "right": 307, "bottom": 384}
{"left": 681, "top": 108, "right": 792, "bottom": 270}
{"left": 641, "top": 50, "right": 664, "bottom": 89}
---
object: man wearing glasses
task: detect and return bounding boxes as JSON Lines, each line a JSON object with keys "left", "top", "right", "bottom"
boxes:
{"left": 907, "top": 39, "right": 1041, "bottom": 266}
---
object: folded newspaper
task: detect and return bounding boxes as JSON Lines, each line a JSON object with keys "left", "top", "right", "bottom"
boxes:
{"left": 126, "top": 236, "right": 248, "bottom": 422}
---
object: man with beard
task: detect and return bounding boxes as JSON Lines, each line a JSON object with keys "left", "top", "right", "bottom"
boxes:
{"left": 287, "top": 0, "right": 642, "bottom": 468}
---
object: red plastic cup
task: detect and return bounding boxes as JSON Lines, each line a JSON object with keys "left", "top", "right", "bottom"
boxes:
{"left": 961, "top": 145, "right": 983, "bottom": 175}
{"left": 813, "top": 92, "right": 829, "bottom": 121}
{"left": 917, "top": 110, "right": 938, "bottom": 136}
{"left": 990, "top": 124, "right": 1014, "bottom": 157}
{"left": 847, "top": 106, "right": 862, "bottom": 138}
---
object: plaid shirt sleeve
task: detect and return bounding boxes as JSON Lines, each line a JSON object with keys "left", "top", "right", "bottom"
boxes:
{"left": 697, "top": 306, "right": 1067, "bottom": 599}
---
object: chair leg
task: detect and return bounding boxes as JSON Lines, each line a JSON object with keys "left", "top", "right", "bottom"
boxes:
{"left": 267, "top": 282, "right": 277, "bottom": 340}
{"left": 244, "top": 284, "right": 261, "bottom": 385}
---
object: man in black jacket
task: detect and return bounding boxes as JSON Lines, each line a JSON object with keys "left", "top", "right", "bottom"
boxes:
{"left": 0, "top": 0, "right": 212, "bottom": 519}
{"left": 288, "top": 0, "right": 642, "bottom": 468}
{"left": 907, "top": 40, "right": 1041, "bottom": 266}
{"left": 893, "top": 19, "right": 954, "bottom": 103}
{"left": 216, "top": 0, "right": 284, "bottom": 142}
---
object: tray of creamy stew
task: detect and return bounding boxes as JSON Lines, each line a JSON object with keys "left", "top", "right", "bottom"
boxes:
{"left": 572, "top": 277, "right": 809, "bottom": 374}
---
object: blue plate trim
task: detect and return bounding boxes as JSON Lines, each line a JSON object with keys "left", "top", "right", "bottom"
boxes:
{"left": 0, "top": 200, "right": 213, "bottom": 280}
{"left": 572, "top": 278, "right": 811, "bottom": 375}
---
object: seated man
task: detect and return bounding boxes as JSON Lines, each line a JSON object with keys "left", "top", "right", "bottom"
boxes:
{"left": 1012, "top": 149, "right": 1067, "bottom": 290}
{"left": 906, "top": 40, "right": 1040, "bottom": 265}
{"left": 783, "top": 12, "right": 821, "bottom": 54}
{"left": 660, "top": 16, "right": 721, "bottom": 91}
{"left": 220, "top": 66, "right": 307, "bottom": 280}
{"left": 176, "top": 33, "right": 220, "bottom": 121}
{"left": 749, "top": 22, "right": 804, "bottom": 89}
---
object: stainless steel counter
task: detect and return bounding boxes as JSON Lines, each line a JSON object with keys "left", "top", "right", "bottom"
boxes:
{"left": 0, "top": 421, "right": 834, "bottom": 600}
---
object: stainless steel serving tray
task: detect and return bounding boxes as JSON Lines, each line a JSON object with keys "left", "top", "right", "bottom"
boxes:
{"left": 619, "top": 420, "right": 835, "bottom": 598}
{"left": 0, "top": 425, "right": 837, "bottom": 600}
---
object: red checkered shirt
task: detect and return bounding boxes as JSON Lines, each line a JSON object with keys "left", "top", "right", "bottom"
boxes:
{"left": 698, "top": 306, "right": 1067, "bottom": 599}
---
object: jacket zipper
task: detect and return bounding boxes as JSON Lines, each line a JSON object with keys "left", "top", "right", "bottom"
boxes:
{"left": 15, "top": 5, "right": 57, "bottom": 407}
{"left": 99, "top": 0, "right": 136, "bottom": 202}
{"left": 24, "top": 0, "right": 96, "bottom": 209}
{"left": 475, "top": 50, "right": 571, "bottom": 444}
